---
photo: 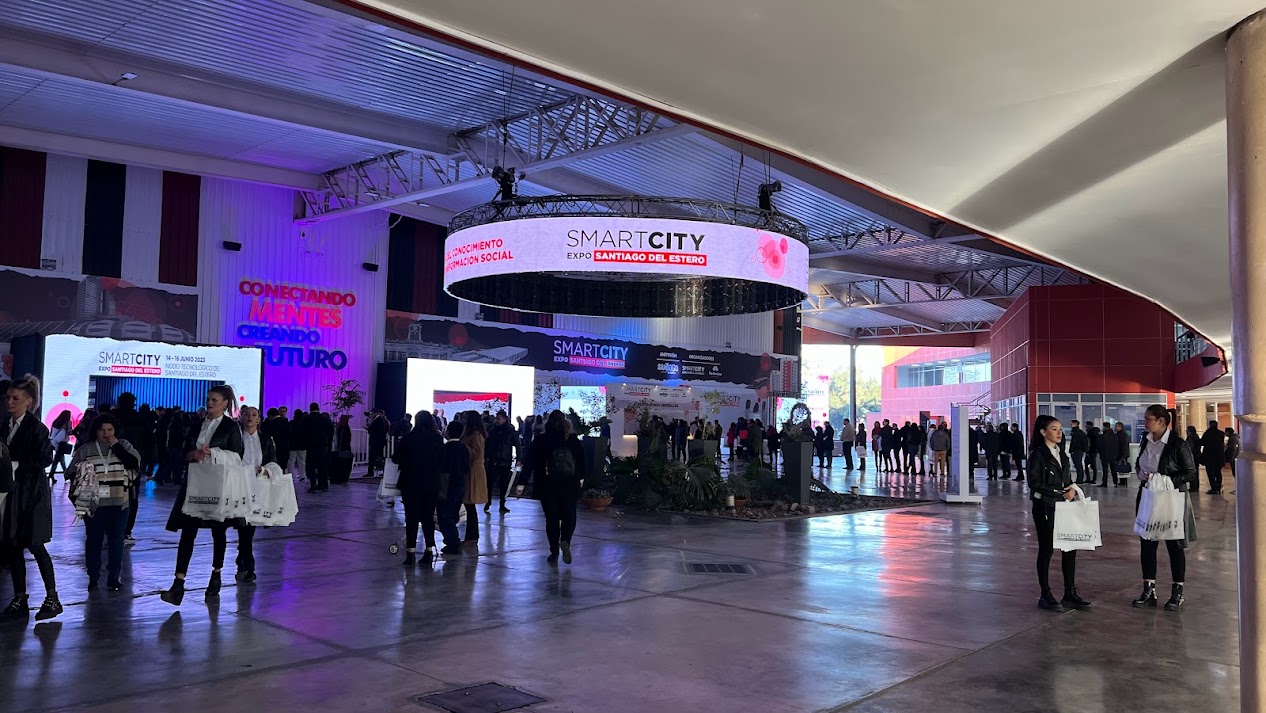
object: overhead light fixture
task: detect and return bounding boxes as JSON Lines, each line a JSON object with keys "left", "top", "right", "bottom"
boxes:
{"left": 758, "top": 180, "right": 782, "bottom": 212}
{"left": 415, "top": 202, "right": 431, "bottom": 207}
{"left": 362, "top": 262, "right": 379, "bottom": 272}
{"left": 491, "top": 165, "right": 524, "bottom": 202}
{"left": 222, "top": 240, "right": 242, "bottom": 252}
{"left": 110, "top": 72, "right": 139, "bottom": 86}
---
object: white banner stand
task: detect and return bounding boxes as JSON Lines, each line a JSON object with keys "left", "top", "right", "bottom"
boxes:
{"left": 940, "top": 404, "right": 984, "bottom": 504}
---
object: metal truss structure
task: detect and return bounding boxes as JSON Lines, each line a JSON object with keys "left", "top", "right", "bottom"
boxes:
{"left": 449, "top": 194, "right": 809, "bottom": 241}
{"left": 817, "top": 264, "right": 1083, "bottom": 309}
{"left": 853, "top": 321, "right": 993, "bottom": 339}
{"left": 298, "top": 96, "right": 689, "bottom": 223}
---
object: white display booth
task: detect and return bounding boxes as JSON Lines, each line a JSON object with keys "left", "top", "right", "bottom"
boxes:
{"left": 405, "top": 358, "right": 535, "bottom": 422}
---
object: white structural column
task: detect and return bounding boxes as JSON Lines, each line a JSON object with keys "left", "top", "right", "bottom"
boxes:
{"left": 1227, "top": 13, "right": 1266, "bottom": 712}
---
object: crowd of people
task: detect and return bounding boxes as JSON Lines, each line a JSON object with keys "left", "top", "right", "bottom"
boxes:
{"left": 0, "top": 372, "right": 603, "bottom": 623}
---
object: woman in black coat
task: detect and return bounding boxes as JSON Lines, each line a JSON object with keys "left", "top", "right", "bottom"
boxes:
{"left": 530, "top": 410, "right": 587, "bottom": 565}
{"left": 162, "top": 385, "right": 244, "bottom": 606}
{"left": 0, "top": 375, "right": 60, "bottom": 622}
{"left": 391, "top": 411, "right": 445, "bottom": 565}
{"left": 1132, "top": 405, "right": 1199, "bottom": 610}
{"left": 1025, "top": 414, "right": 1090, "bottom": 612}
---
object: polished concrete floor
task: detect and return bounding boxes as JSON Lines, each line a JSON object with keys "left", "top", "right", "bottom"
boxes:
{"left": 0, "top": 462, "right": 1240, "bottom": 713}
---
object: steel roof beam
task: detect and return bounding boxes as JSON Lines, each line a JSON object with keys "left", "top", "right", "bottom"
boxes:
{"left": 854, "top": 321, "right": 994, "bottom": 339}
{"left": 298, "top": 97, "right": 692, "bottom": 223}
{"left": 0, "top": 125, "right": 321, "bottom": 190}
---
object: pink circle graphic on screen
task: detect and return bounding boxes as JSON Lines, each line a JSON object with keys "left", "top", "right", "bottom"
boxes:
{"left": 62, "top": 391, "right": 69, "bottom": 397}
{"left": 44, "top": 403, "right": 83, "bottom": 429}
{"left": 755, "top": 232, "right": 786, "bottom": 279}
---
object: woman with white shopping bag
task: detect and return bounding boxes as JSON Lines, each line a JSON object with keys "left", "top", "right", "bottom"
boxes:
{"left": 162, "top": 385, "right": 244, "bottom": 606}
{"left": 1026, "top": 415, "right": 1093, "bottom": 612}
{"left": 1131, "top": 405, "right": 1198, "bottom": 611}
{"left": 67, "top": 413, "right": 141, "bottom": 592}
{"left": 236, "top": 406, "right": 279, "bottom": 584}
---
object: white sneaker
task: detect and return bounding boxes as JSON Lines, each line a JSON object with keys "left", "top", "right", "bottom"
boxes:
{"left": 124, "top": 537, "right": 137, "bottom": 546}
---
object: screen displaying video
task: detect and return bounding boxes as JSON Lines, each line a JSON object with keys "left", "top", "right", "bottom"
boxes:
{"left": 434, "top": 390, "right": 511, "bottom": 417}
{"left": 42, "top": 334, "right": 263, "bottom": 429}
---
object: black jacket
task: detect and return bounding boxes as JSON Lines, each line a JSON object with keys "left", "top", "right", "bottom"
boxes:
{"left": 529, "top": 431, "right": 587, "bottom": 498}
{"left": 982, "top": 430, "right": 1000, "bottom": 455}
{"left": 1069, "top": 427, "right": 1089, "bottom": 454}
{"left": 0, "top": 413, "right": 54, "bottom": 546}
{"left": 485, "top": 421, "right": 520, "bottom": 468}
{"left": 114, "top": 406, "right": 153, "bottom": 462}
{"left": 1026, "top": 443, "right": 1071, "bottom": 509}
{"left": 1095, "top": 428, "right": 1118, "bottom": 461}
{"left": 1086, "top": 427, "right": 1100, "bottom": 455}
{"left": 1134, "top": 431, "right": 1199, "bottom": 547}
{"left": 442, "top": 439, "right": 470, "bottom": 501}
{"left": 1116, "top": 429, "right": 1131, "bottom": 463}
{"left": 167, "top": 416, "right": 245, "bottom": 532}
{"left": 299, "top": 411, "right": 334, "bottom": 452}
{"left": 367, "top": 416, "right": 389, "bottom": 450}
{"left": 262, "top": 416, "right": 291, "bottom": 452}
{"left": 1199, "top": 428, "right": 1226, "bottom": 468}
{"left": 392, "top": 429, "right": 445, "bottom": 511}
{"left": 1009, "top": 428, "right": 1026, "bottom": 457}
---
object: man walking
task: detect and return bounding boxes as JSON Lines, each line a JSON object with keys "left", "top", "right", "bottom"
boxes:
{"left": 1068, "top": 419, "right": 1088, "bottom": 484}
{"left": 1200, "top": 420, "right": 1227, "bottom": 494}
{"left": 300, "top": 403, "right": 334, "bottom": 493}
{"left": 840, "top": 419, "right": 855, "bottom": 470}
{"left": 485, "top": 410, "right": 519, "bottom": 513}
{"left": 1009, "top": 422, "right": 1026, "bottom": 481}
{"left": 982, "top": 423, "right": 1000, "bottom": 480}
{"left": 1096, "top": 421, "right": 1120, "bottom": 487}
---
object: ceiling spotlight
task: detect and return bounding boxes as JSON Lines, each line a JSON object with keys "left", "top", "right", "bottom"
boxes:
{"left": 758, "top": 180, "right": 782, "bottom": 212}
{"left": 111, "top": 72, "right": 139, "bottom": 86}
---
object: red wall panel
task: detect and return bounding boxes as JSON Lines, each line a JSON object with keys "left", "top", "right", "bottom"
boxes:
{"left": 0, "top": 147, "right": 47, "bottom": 269}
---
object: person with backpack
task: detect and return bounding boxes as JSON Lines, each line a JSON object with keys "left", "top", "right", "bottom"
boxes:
{"left": 531, "top": 410, "right": 587, "bottom": 565}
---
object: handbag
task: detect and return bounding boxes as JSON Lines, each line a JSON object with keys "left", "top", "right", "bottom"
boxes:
{"left": 1114, "top": 458, "right": 1131, "bottom": 474}
{"left": 1134, "top": 474, "right": 1186, "bottom": 541}
{"left": 378, "top": 460, "right": 401, "bottom": 501}
{"left": 1054, "top": 485, "right": 1101, "bottom": 551}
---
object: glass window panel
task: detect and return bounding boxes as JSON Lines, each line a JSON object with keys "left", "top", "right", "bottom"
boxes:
{"left": 1054, "top": 394, "right": 1078, "bottom": 402}
{"left": 1082, "top": 405, "right": 1104, "bottom": 424}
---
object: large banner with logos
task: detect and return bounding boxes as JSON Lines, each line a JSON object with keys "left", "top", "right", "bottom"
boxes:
{"left": 385, "top": 311, "right": 797, "bottom": 395}
{"left": 0, "top": 267, "right": 199, "bottom": 380}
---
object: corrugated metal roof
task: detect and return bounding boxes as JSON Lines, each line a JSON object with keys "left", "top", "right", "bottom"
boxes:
{"left": 0, "top": 67, "right": 399, "bottom": 172}
{"left": 0, "top": 0, "right": 565, "bottom": 130}
{"left": 893, "top": 300, "right": 1006, "bottom": 324}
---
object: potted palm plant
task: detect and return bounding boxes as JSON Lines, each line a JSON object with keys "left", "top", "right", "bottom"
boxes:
{"left": 581, "top": 488, "right": 614, "bottom": 511}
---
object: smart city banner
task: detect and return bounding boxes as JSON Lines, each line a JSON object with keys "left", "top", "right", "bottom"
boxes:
{"left": 385, "top": 311, "right": 797, "bottom": 394}
{"left": 443, "top": 216, "right": 809, "bottom": 294}
{"left": 0, "top": 267, "right": 199, "bottom": 380}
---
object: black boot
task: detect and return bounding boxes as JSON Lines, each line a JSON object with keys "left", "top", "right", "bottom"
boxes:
{"left": 205, "top": 571, "right": 222, "bottom": 599}
{"left": 1131, "top": 581, "right": 1158, "bottom": 608}
{"left": 0, "top": 595, "right": 29, "bottom": 624}
{"left": 1061, "top": 587, "right": 1093, "bottom": 610}
{"left": 402, "top": 551, "right": 416, "bottom": 566}
{"left": 1038, "top": 590, "right": 1066, "bottom": 612}
{"left": 161, "top": 578, "right": 185, "bottom": 606}
{"left": 35, "top": 593, "right": 63, "bottom": 621}
{"left": 1165, "top": 583, "right": 1185, "bottom": 611}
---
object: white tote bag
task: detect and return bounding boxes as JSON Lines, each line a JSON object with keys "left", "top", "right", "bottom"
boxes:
{"left": 378, "top": 460, "right": 401, "bottom": 501}
{"left": 1134, "top": 473, "right": 1186, "bottom": 541}
{"left": 1054, "top": 485, "right": 1101, "bottom": 551}
{"left": 184, "top": 461, "right": 233, "bottom": 520}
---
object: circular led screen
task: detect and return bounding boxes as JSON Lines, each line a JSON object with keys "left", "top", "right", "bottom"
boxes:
{"left": 444, "top": 207, "right": 809, "bottom": 318}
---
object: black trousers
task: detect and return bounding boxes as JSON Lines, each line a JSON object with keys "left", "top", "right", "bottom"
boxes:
{"left": 438, "top": 486, "right": 464, "bottom": 549}
{"left": 405, "top": 493, "right": 437, "bottom": 551}
{"left": 1071, "top": 451, "right": 1086, "bottom": 482}
{"left": 175, "top": 524, "right": 228, "bottom": 576}
{"left": 487, "top": 464, "right": 512, "bottom": 505}
{"left": 986, "top": 453, "right": 998, "bottom": 478}
{"left": 843, "top": 446, "right": 853, "bottom": 470}
{"left": 464, "top": 503, "right": 480, "bottom": 541}
{"left": 85, "top": 505, "right": 127, "bottom": 583}
{"left": 1141, "top": 538, "right": 1186, "bottom": 582}
{"left": 540, "top": 489, "right": 578, "bottom": 553}
{"left": 236, "top": 524, "right": 256, "bottom": 573}
{"left": 1099, "top": 454, "right": 1118, "bottom": 485}
{"left": 9, "top": 543, "right": 57, "bottom": 597}
{"left": 126, "top": 483, "right": 139, "bottom": 536}
{"left": 1208, "top": 464, "right": 1224, "bottom": 492}
{"left": 1085, "top": 452, "right": 1098, "bottom": 480}
{"left": 1000, "top": 453, "right": 1012, "bottom": 478}
{"left": 1012, "top": 453, "right": 1027, "bottom": 479}
{"left": 307, "top": 448, "right": 330, "bottom": 489}
{"left": 1032, "top": 502, "right": 1076, "bottom": 593}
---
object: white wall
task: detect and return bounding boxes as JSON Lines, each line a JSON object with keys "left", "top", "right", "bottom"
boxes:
{"left": 196, "top": 178, "right": 389, "bottom": 412}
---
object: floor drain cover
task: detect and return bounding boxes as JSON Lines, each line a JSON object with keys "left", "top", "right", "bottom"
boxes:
{"left": 416, "top": 683, "right": 545, "bottom": 713}
{"left": 687, "top": 562, "right": 754, "bottom": 575}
